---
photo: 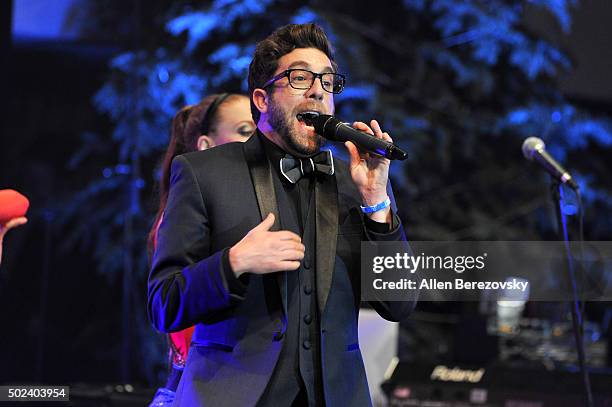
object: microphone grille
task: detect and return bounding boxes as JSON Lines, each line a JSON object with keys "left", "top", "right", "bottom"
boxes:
{"left": 521, "top": 137, "right": 545, "bottom": 161}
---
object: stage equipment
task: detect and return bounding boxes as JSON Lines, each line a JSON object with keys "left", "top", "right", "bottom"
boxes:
{"left": 522, "top": 137, "right": 592, "bottom": 406}
{"left": 522, "top": 137, "right": 578, "bottom": 190}
{"left": 382, "top": 361, "right": 612, "bottom": 406}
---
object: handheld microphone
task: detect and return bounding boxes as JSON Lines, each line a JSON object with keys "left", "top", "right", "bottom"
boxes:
{"left": 298, "top": 113, "right": 408, "bottom": 161}
{"left": 0, "top": 189, "right": 30, "bottom": 224}
{"left": 521, "top": 137, "right": 578, "bottom": 190}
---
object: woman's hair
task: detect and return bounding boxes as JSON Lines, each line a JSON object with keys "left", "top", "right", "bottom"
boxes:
{"left": 147, "top": 93, "right": 245, "bottom": 259}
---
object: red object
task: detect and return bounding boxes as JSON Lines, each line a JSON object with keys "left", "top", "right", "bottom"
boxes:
{"left": 169, "top": 326, "right": 195, "bottom": 365}
{"left": 0, "top": 189, "right": 29, "bottom": 224}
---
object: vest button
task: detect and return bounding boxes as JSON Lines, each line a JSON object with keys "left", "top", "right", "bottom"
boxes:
{"left": 302, "top": 340, "right": 311, "bottom": 350}
{"left": 303, "top": 314, "right": 312, "bottom": 324}
{"left": 303, "top": 285, "right": 312, "bottom": 295}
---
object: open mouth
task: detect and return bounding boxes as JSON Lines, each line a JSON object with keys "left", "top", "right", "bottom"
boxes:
{"left": 296, "top": 111, "right": 320, "bottom": 125}
{"left": 296, "top": 111, "right": 320, "bottom": 133}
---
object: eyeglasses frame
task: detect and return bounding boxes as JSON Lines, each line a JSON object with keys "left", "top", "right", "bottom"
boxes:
{"left": 262, "top": 68, "right": 346, "bottom": 94}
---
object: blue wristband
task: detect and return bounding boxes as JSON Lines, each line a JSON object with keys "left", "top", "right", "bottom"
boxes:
{"left": 360, "top": 197, "right": 391, "bottom": 214}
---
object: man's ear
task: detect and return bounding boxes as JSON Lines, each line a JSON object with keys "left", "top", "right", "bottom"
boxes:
{"left": 252, "top": 88, "right": 269, "bottom": 115}
{"left": 197, "top": 135, "right": 214, "bottom": 151}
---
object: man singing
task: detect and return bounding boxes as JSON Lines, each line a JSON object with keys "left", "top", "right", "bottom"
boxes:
{"left": 148, "top": 23, "right": 416, "bottom": 406}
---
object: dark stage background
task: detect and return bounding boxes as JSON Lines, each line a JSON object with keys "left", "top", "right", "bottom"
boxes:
{"left": 1, "top": 0, "right": 611, "bottom": 404}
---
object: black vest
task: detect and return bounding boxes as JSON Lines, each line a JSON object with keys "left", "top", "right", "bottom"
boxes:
{"left": 256, "top": 142, "right": 324, "bottom": 407}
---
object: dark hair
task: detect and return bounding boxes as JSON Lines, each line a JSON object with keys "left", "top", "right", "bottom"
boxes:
{"left": 147, "top": 93, "right": 245, "bottom": 259}
{"left": 248, "top": 23, "right": 338, "bottom": 123}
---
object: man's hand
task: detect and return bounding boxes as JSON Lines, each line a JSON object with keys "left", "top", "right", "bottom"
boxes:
{"left": 229, "top": 213, "right": 304, "bottom": 277}
{"left": 0, "top": 216, "right": 28, "bottom": 265}
{"left": 344, "top": 120, "right": 392, "bottom": 224}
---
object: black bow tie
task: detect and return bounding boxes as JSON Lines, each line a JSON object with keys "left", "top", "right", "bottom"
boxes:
{"left": 279, "top": 150, "right": 335, "bottom": 184}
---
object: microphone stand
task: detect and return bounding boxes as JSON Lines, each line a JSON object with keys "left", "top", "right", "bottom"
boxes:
{"left": 551, "top": 181, "right": 593, "bottom": 407}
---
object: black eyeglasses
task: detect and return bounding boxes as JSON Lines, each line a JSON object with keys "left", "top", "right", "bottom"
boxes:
{"left": 263, "top": 69, "right": 346, "bottom": 94}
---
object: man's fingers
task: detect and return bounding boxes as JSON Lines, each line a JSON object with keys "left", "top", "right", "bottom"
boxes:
{"left": 275, "top": 241, "right": 305, "bottom": 255}
{"left": 344, "top": 141, "right": 362, "bottom": 167}
{"left": 279, "top": 260, "right": 301, "bottom": 271}
{"left": 370, "top": 120, "right": 384, "bottom": 138}
{"left": 351, "top": 121, "right": 373, "bottom": 135}
{"left": 284, "top": 242, "right": 305, "bottom": 252}
{"left": 353, "top": 119, "right": 390, "bottom": 142}
{"left": 253, "top": 213, "right": 275, "bottom": 232}
{"left": 279, "top": 249, "right": 305, "bottom": 261}
{"left": 275, "top": 230, "right": 302, "bottom": 242}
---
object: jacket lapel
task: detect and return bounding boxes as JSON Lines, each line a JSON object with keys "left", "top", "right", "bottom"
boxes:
{"left": 243, "top": 133, "right": 288, "bottom": 317}
{"left": 315, "top": 161, "right": 339, "bottom": 312}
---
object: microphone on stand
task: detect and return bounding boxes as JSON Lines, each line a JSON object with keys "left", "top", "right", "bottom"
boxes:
{"left": 521, "top": 137, "right": 578, "bottom": 190}
{"left": 522, "top": 137, "right": 592, "bottom": 406}
{"left": 297, "top": 113, "right": 408, "bottom": 161}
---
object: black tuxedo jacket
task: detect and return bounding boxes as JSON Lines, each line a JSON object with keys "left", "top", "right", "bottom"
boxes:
{"left": 148, "top": 133, "right": 416, "bottom": 406}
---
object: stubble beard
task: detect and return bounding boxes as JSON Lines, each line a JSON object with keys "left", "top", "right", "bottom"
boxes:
{"left": 268, "top": 95, "right": 323, "bottom": 157}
